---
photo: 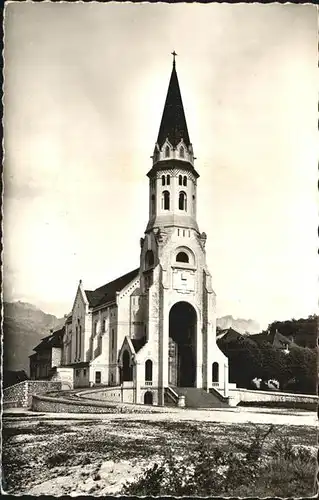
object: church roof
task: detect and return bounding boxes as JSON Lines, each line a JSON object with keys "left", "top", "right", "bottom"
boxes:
{"left": 131, "top": 336, "right": 147, "bottom": 353}
{"left": 156, "top": 60, "right": 190, "bottom": 149}
{"left": 85, "top": 268, "right": 139, "bottom": 308}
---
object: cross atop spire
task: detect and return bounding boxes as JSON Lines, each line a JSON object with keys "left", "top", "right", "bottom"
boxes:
{"left": 171, "top": 50, "right": 178, "bottom": 67}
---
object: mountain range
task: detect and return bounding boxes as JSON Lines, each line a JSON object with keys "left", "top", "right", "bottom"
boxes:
{"left": 216, "top": 315, "right": 260, "bottom": 334}
{"left": 3, "top": 301, "right": 260, "bottom": 375}
{"left": 3, "top": 301, "right": 65, "bottom": 374}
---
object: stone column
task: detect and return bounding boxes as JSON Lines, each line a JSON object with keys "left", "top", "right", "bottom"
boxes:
{"left": 196, "top": 317, "right": 203, "bottom": 388}
{"left": 224, "top": 363, "right": 229, "bottom": 398}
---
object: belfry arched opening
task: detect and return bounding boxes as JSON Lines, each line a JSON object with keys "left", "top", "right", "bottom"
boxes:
{"left": 169, "top": 301, "right": 197, "bottom": 387}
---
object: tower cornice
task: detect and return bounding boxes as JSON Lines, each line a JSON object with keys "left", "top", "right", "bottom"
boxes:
{"left": 147, "top": 159, "right": 199, "bottom": 179}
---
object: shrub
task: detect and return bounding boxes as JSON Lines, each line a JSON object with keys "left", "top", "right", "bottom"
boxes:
{"left": 122, "top": 426, "right": 273, "bottom": 496}
{"left": 46, "top": 451, "right": 71, "bottom": 468}
{"left": 122, "top": 428, "right": 317, "bottom": 497}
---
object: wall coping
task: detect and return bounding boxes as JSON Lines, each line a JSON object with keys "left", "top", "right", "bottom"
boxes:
{"left": 3, "top": 380, "right": 28, "bottom": 393}
{"left": 229, "top": 388, "right": 318, "bottom": 400}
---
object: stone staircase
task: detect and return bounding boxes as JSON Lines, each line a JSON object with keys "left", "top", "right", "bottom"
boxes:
{"left": 170, "top": 386, "right": 230, "bottom": 408}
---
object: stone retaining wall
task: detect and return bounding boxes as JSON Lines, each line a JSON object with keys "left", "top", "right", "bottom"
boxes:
{"left": 4, "top": 381, "right": 62, "bottom": 408}
{"left": 32, "top": 394, "right": 179, "bottom": 414}
{"left": 230, "top": 388, "right": 318, "bottom": 408}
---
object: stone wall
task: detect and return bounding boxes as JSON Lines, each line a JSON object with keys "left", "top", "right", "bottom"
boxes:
{"left": 78, "top": 387, "right": 126, "bottom": 403}
{"left": 78, "top": 386, "right": 159, "bottom": 405}
{"left": 32, "top": 394, "right": 179, "bottom": 414}
{"left": 230, "top": 388, "right": 318, "bottom": 408}
{"left": 3, "top": 381, "right": 62, "bottom": 408}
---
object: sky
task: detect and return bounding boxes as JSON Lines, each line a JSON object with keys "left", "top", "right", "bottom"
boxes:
{"left": 3, "top": 2, "right": 318, "bottom": 329}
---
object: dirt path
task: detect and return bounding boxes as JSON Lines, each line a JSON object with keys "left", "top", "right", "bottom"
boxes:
{"left": 4, "top": 405, "right": 318, "bottom": 426}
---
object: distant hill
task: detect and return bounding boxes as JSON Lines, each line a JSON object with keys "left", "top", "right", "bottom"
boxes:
{"left": 217, "top": 315, "right": 260, "bottom": 334}
{"left": 3, "top": 301, "right": 65, "bottom": 375}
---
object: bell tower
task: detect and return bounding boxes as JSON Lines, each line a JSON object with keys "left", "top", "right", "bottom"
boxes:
{"left": 146, "top": 52, "right": 199, "bottom": 236}
{"left": 138, "top": 54, "right": 229, "bottom": 404}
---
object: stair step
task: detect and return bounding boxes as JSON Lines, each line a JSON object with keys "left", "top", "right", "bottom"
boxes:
{"left": 170, "top": 387, "right": 229, "bottom": 408}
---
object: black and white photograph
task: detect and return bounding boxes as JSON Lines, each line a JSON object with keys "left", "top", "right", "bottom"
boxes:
{"left": 2, "top": 1, "right": 318, "bottom": 497}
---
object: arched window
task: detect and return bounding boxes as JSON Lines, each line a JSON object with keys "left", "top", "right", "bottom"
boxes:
{"left": 176, "top": 251, "right": 189, "bottom": 263}
{"left": 144, "top": 391, "right": 153, "bottom": 405}
{"left": 179, "top": 146, "right": 184, "bottom": 158}
{"left": 145, "top": 250, "right": 155, "bottom": 268}
{"left": 102, "top": 319, "right": 106, "bottom": 332}
{"left": 162, "top": 175, "right": 165, "bottom": 186}
{"left": 162, "top": 191, "right": 170, "bottom": 210}
{"left": 179, "top": 191, "right": 187, "bottom": 211}
{"left": 179, "top": 175, "right": 182, "bottom": 186}
{"left": 122, "top": 350, "right": 133, "bottom": 382}
{"left": 165, "top": 146, "right": 170, "bottom": 158}
{"left": 183, "top": 176, "right": 187, "bottom": 186}
{"left": 151, "top": 194, "right": 155, "bottom": 214}
{"left": 145, "top": 359, "right": 153, "bottom": 381}
{"left": 166, "top": 174, "right": 170, "bottom": 185}
{"left": 212, "top": 362, "right": 219, "bottom": 383}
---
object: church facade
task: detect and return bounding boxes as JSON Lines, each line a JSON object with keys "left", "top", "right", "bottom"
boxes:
{"left": 45, "top": 57, "right": 229, "bottom": 405}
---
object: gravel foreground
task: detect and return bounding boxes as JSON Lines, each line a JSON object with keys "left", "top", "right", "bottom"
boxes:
{"left": 2, "top": 407, "right": 318, "bottom": 496}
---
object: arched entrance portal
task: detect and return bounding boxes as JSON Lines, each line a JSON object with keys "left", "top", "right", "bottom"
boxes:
{"left": 169, "top": 302, "right": 197, "bottom": 387}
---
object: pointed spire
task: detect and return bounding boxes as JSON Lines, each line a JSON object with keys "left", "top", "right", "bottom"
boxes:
{"left": 156, "top": 54, "right": 190, "bottom": 149}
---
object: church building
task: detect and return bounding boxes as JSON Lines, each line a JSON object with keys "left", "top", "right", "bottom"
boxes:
{"left": 37, "top": 55, "right": 229, "bottom": 406}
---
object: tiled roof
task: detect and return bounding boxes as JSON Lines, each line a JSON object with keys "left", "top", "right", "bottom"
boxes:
{"left": 85, "top": 268, "right": 139, "bottom": 308}
{"left": 216, "top": 327, "right": 243, "bottom": 343}
{"left": 34, "top": 327, "right": 65, "bottom": 351}
{"left": 252, "top": 330, "right": 292, "bottom": 347}
{"left": 273, "top": 331, "right": 293, "bottom": 347}
{"left": 157, "top": 62, "right": 190, "bottom": 148}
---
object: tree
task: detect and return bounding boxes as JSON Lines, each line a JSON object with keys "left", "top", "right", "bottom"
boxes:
{"left": 285, "top": 346, "right": 317, "bottom": 394}
{"left": 219, "top": 337, "right": 263, "bottom": 388}
{"left": 266, "top": 315, "right": 318, "bottom": 348}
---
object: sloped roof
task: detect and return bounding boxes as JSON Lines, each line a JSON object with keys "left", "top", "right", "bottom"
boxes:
{"left": 273, "top": 330, "right": 293, "bottom": 348}
{"left": 253, "top": 330, "right": 293, "bottom": 347}
{"left": 85, "top": 268, "right": 139, "bottom": 308}
{"left": 34, "top": 326, "right": 65, "bottom": 351}
{"left": 216, "top": 327, "right": 243, "bottom": 343}
{"left": 157, "top": 61, "right": 190, "bottom": 149}
{"left": 147, "top": 159, "right": 198, "bottom": 178}
{"left": 131, "top": 336, "right": 147, "bottom": 353}
{"left": 65, "top": 313, "right": 72, "bottom": 324}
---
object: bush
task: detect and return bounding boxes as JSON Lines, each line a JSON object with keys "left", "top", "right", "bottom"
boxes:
{"left": 122, "top": 426, "right": 273, "bottom": 496}
{"left": 122, "top": 427, "right": 317, "bottom": 497}
{"left": 46, "top": 451, "right": 71, "bottom": 468}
